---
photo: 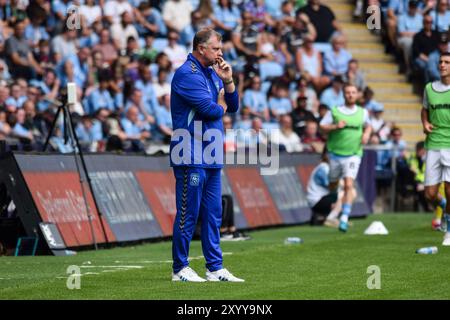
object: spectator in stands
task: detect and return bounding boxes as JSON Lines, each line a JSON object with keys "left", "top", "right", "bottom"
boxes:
{"left": 111, "top": 11, "right": 140, "bottom": 52}
{"left": 153, "top": 69, "right": 171, "bottom": 101}
{"left": 320, "top": 75, "right": 345, "bottom": 108}
{"left": 242, "top": 75, "right": 270, "bottom": 122}
{"left": 323, "top": 34, "right": 353, "bottom": 80}
{"left": 34, "top": 40, "right": 52, "bottom": 70}
{"left": 427, "top": 32, "right": 449, "bottom": 81}
{"left": 317, "top": 103, "right": 329, "bottom": 123}
{"left": 343, "top": 59, "right": 366, "bottom": 93}
{"left": 134, "top": 1, "right": 166, "bottom": 38}
{"left": 281, "top": 10, "right": 317, "bottom": 66}
{"left": 121, "top": 105, "right": 151, "bottom": 152}
{"left": 189, "top": 9, "right": 214, "bottom": 38}
{"left": 125, "top": 87, "right": 155, "bottom": 126}
{"left": 60, "top": 46, "right": 91, "bottom": 90}
{"left": 135, "top": 66, "right": 160, "bottom": 113}
{"left": 274, "top": 114, "right": 303, "bottom": 153}
{"left": 24, "top": 8, "right": 49, "bottom": 50}
{"left": 397, "top": 0, "right": 424, "bottom": 77}
{"left": 301, "top": 119, "right": 324, "bottom": 153}
{"left": 75, "top": 115, "right": 100, "bottom": 152}
{"left": 245, "top": 116, "right": 269, "bottom": 148}
{"left": 408, "top": 140, "right": 433, "bottom": 212}
{"left": 153, "top": 93, "right": 172, "bottom": 144}
{"left": 79, "top": 0, "right": 102, "bottom": 27}
{"left": 368, "top": 103, "right": 391, "bottom": 143}
{"left": 244, "top": 0, "right": 276, "bottom": 32}
{"left": 162, "top": 0, "right": 193, "bottom": 45}
{"left": 86, "top": 71, "right": 116, "bottom": 114}
{"left": 5, "top": 82, "right": 26, "bottom": 111}
{"left": 211, "top": 0, "right": 241, "bottom": 42}
{"left": 51, "top": 25, "right": 78, "bottom": 63}
{"left": 290, "top": 76, "right": 319, "bottom": 115}
{"left": 412, "top": 14, "right": 439, "bottom": 81}
{"left": 295, "top": 34, "right": 329, "bottom": 92}
{"left": 385, "top": 0, "right": 410, "bottom": 51}
{"left": 430, "top": 0, "right": 450, "bottom": 32}
{"left": 232, "top": 11, "right": 261, "bottom": 59}
{"left": 5, "top": 20, "right": 43, "bottom": 80}
{"left": 0, "top": 109, "right": 11, "bottom": 139}
{"left": 103, "top": 0, "right": 134, "bottom": 25}
{"left": 163, "top": 30, "right": 188, "bottom": 70}
{"left": 138, "top": 33, "right": 159, "bottom": 64}
{"left": 223, "top": 115, "right": 237, "bottom": 152}
{"left": 37, "top": 69, "right": 60, "bottom": 112}
{"left": 93, "top": 29, "right": 119, "bottom": 66}
{"left": 362, "top": 86, "right": 384, "bottom": 115}
{"left": 298, "top": 0, "right": 342, "bottom": 44}
{"left": 385, "top": 126, "right": 408, "bottom": 169}
{"left": 12, "top": 108, "right": 34, "bottom": 144}
{"left": 234, "top": 106, "right": 253, "bottom": 131}
{"left": 268, "top": 82, "right": 292, "bottom": 122}
{"left": 290, "top": 94, "right": 316, "bottom": 137}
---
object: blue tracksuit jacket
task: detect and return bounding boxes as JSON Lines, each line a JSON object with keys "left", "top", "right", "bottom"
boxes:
{"left": 170, "top": 53, "right": 239, "bottom": 273}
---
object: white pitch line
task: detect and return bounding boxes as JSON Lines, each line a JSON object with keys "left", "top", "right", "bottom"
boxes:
{"left": 80, "top": 266, "right": 138, "bottom": 268}
{"left": 113, "top": 252, "right": 233, "bottom": 264}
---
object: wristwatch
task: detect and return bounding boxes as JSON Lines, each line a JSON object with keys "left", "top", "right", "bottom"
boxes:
{"left": 224, "top": 78, "right": 233, "bottom": 85}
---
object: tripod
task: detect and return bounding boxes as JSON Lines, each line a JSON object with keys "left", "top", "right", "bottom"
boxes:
{"left": 43, "top": 99, "right": 109, "bottom": 250}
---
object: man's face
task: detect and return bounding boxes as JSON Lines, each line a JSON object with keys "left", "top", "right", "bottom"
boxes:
{"left": 439, "top": 55, "right": 450, "bottom": 78}
{"left": 200, "top": 35, "right": 223, "bottom": 66}
{"left": 344, "top": 85, "right": 358, "bottom": 105}
{"left": 423, "top": 16, "right": 433, "bottom": 31}
{"left": 15, "top": 23, "right": 25, "bottom": 38}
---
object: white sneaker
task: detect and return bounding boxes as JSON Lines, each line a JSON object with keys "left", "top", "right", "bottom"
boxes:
{"left": 442, "top": 233, "right": 450, "bottom": 246}
{"left": 172, "top": 266, "right": 206, "bottom": 282}
{"left": 206, "top": 268, "right": 245, "bottom": 282}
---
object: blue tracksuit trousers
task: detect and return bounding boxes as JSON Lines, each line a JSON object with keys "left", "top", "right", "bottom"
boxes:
{"left": 172, "top": 166, "right": 223, "bottom": 273}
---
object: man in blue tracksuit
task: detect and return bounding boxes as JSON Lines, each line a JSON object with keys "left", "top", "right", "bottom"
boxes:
{"left": 170, "top": 28, "right": 244, "bottom": 282}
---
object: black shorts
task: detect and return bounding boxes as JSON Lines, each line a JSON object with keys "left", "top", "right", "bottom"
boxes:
{"left": 311, "top": 193, "right": 335, "bottom": 216}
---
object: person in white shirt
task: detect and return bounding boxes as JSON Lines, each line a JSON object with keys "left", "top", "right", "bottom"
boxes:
{"left": 163, "top": 31, "right": 188, "bottom": 70}
{"left": 110, "top": 11, "right": 139, "bottom": 52}
{"left": 103, "top": 0, "right": 134, "bottom": 25}
{"left": 274, "top": 114, "right": 303, "bottom": 153}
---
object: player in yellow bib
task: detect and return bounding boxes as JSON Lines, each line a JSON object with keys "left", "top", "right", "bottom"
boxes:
{"left": 422, "top": 52, "right": 450, "bottom": 245}
{"left": 320, "top": 83, "right": 372, "bottom": 232}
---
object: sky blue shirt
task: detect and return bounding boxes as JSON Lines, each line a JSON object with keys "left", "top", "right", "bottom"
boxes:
{"left": 243, "top": 89, "right": 268, "bottom": 113}
{"left": 320, "top": 88, "right": 345, "bottom": 108}
{"left": 87, "top": 89, "right": 115, "bottom": 114}
{"left": 323, "top": 48, "right": 353, "bottom": 75}
{"left": 268, "top": 97, "right": 292, "bottom": 117}
{"left": 24, "top": 24, "right": 49, "bottom": 45}
{"left": 134, "top": 79, "right": 160, "bottom": 114}
{"left": 398, "top": 13, "right": 423, "bottom": 34}
{"left": 213, "top": 5, "right": 241, "bottom": 30}
{"left": 430, "top": 10, "right": 450, "bottom": 32}
{"left": 5, "top": 96, "right": 27, "bottom": 109}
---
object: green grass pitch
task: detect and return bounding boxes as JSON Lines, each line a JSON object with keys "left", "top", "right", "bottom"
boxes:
{"left": 1, "top": 213, "right": 450, "bottom": 300}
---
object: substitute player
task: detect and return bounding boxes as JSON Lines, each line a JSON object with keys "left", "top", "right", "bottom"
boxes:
{"left": 320, "top": 83, "right": 372, "bottom": 232}
{"left": 422, "top": 52, "right": 450, "bottom": 245}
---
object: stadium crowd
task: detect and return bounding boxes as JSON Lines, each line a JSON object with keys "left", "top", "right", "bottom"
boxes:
{"left": 0, "top": 0, "right": 390, "bottom": 156}
{"left": 0, "top": 0, "right": 446, "bottom": 185}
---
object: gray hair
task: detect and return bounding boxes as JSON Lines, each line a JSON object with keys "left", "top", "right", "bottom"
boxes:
{"left": 193, "top": 28, "right": 222, "bottom": 51}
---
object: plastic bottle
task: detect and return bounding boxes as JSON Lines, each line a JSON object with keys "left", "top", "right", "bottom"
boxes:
{"left": 284, "top": 237, "right": 303, "bottom": 244}
{"left": 416, "top": 246, "right": 438, "bottom": 254}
